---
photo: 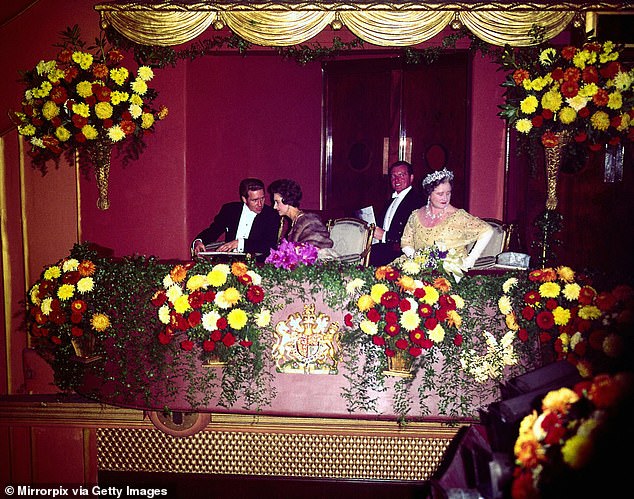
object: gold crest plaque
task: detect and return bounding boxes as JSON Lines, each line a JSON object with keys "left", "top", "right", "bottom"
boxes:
{"left": 272, "top": 304, "right": 341, "bottom": 374}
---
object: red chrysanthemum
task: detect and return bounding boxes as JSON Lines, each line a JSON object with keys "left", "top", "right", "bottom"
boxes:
{"left": 366, "top": 308, "right": 381, "bottom": 323}
{"left": 536, "top": 310, "right": 555, "bottom": 330}
{"left": 380, "top": 291, "right": 400, "bottom": 309}
{"left": 246, "top": 285, "right": 264, "bottom": 303}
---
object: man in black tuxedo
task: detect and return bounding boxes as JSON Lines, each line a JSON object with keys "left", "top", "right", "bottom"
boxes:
{"left": 369, "top": 161, "right": 423, "bottom": 266}
{"left": 192, "top": 178, "right": 280, "bottom": 260}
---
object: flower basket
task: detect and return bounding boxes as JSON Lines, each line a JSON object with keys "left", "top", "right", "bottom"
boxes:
{"left": 70, "top": 331, "right": 102, "bottom": 363}
{"left": 382, "top": 350, "right": 413, "bottom": 378}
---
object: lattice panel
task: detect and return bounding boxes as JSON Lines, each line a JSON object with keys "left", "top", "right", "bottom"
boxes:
{"left": 97, "top": 428, "right": 452, "bottom": 480}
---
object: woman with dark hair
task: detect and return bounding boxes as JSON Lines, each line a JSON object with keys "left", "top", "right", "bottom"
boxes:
{"left": 267, "top": 179, "right": 335, "bottom": 250}
{"left": 400, "top": 168, "right": 493, "bottom": 269}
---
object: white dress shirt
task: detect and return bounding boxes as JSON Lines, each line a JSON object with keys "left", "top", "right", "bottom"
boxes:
{"left": 235, "top": 203, "right": 257, "bottom": 252}
{"left": 380, "top": 186, "right": 412, "bottom": 242}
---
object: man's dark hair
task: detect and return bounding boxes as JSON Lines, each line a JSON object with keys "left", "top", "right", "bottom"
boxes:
{"left": 267, "top": 179, "right": 302, "bottom": 208}
{"left": 239, "top": 178, "right": 265, "bottom": 199}
{"left": 388, "top": 160, "right": 414, "bottom": 176}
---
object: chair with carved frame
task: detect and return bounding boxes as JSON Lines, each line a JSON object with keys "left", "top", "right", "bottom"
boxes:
{"left": 326, "top": 217, "right": 375, "bottom": 266}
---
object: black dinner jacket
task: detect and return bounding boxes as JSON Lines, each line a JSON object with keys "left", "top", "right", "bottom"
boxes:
{"left": 376, "top": 187, "right": 424, "bottom": 244}
{"left": 195, "top": 202, "right": 280, "bottom": 256}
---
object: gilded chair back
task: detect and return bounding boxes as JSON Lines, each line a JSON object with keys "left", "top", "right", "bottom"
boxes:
{"left": 326, "top": 217, "right": 375, "bottom": 266}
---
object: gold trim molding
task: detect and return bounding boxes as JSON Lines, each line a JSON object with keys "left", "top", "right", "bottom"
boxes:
{"left": 95, "top": 2, "right": 633, "bottom": 48}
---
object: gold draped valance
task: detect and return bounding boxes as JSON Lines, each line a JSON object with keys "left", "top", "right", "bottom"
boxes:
{"left": 94, "top": 2, "right": 628, "bottom": 47}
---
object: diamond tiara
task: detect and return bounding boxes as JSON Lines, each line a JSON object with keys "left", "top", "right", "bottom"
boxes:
{"left": 422, "top": 168, "right": 454, "bottom": 187}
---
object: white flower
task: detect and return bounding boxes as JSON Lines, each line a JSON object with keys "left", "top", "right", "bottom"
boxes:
{"left": 360, "top": 319, "right": 378, "bottom": 335}
{"left": 62, "top": 258, "right": 79, "bottom": 272}
{"left": 158, "top": 305, "right": 170, "bottom": 324}
{"left": 247, "top": 270, "right": 262, "bottom": 286}
{"left": 346, "top": 278, "right": 365, "bottom": 294}
{"left": 162, "top": 274, "right": 174, "bottom": 289}
{"left": 202, "top": 310, "right": 221, "bottom": 331}
{"left": 502, "top": 277, "right": 518, "bottom": 294}
{"left": 165, "top": 284, "right": 183, "bottom": 304}
{"left": 498, "top": 295, "right": 513, "bottom": 315}
{"left": 255, "top": 308, "right": 271, "bottom": 327}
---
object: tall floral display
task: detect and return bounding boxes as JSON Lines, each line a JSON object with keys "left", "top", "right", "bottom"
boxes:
{"left": 498, "top": 39, "right": 633, "bottom": 266}
{"left": 12, "top": 25, "right": 168, "bottom": 209}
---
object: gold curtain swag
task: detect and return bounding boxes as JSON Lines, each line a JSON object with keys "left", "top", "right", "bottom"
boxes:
{"left": 95, "top": 2, "right": 630, "bottom": 48}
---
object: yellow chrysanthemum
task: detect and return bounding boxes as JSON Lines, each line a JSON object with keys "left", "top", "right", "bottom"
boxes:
{"left": 357, "top": 294, "right": 375, "bottom": 312}
{"left": 131, "top": 78, "right": 148, "bottom": 95}
{"left": 41, "top": 297, "right": 53, "bottom": 315}
{"left": 539, "top": 47, "right": 557, "bottom": 66}
{"left": 215, "top": 288, "right": 241, "bottom": 309}
{"left": 129, "top": 103, "right": 142, "bottom": 119}
{"left": 173, "top": 294, "right": 191, "bottom": 315}
{"left": 566, "top": 94, "right": 590, "bottom": 111}
{"left": 76, "top": 277, "right": 94, "bottom": 293}
{"left": 186, "top": 274, "right": 206, "bottom": 291}
{"left": 81, "top": 125, "right": 98, "bottom": 140}
{"left": 129, "top": 93, "right": 143, "bottom": 106}
{"left": 141, "top": 112, "right": 155, "bottom": 129}
{"left": 539, "top": 281, "right": 561, "bottom": 298}
{"left": 542, "top": 387, "right": 579, "bottom": 412}
{"left": 541, "top": 88, "right": 563, "bottom": 112}
{"left": 206, "top": 269, "right": 228, "bottom": 287}
{"left": 558, "top": 106, "right": 577, "bottom": 125}
{"left": 563, "top": 282, "right": 581, "bottom": 301}
{"left": 515, "top": 118, "right": 533, "bottom": 134}
{"left": 505, "top": 312, "right": 519, "bottom": 331}
{"left": 370, "top": 283, "right": 389, "bottom": 304}
{"left": 579, "top": 82, "right": 598, "bottom": 98}
{"left": 400, "top": 309, "right": 421, "bottom": 331}
{"left": 255, "top": 309, "right": 271, "bottom": 327}
{"left": 72, "top": 51, "right": 93, "bottom": 70}
{"left": 137, "top": 66, "right": 154, "bottom": 81}
{"left": 29, "top": 284, "right": 41, "bottom": 305}
{"left": 55, "top": 126, "right": 71, "bottom": 142}
{"left": 498, "top": 295, "right": 513, "bottom": 315}
{"left": 95, "top": 101, "right": 113, "bottom": 119}
{"left": 360, "top": 319, "right": 378, "bottom": 335}
{"left": 91, "top": 313, "right": 111, "bottom": 332}
{"left": 520, "top": 95, "right": 539, "bottom": 114}
{"left": 556, "top": 266, "right": 575, "bottom": 282}
{"left": 76, "top": 80, "right": 93, "bottom": 98}
{"left": 227, "top": 308, "right": 248, "bottom": 330}
{"left": 57, "top": 284, "right": 75, "bottom": 301}
{"left": 607, "top": 91, "right": 623, "bottom": 110}
{"left": 44, "top": 265, "right": 61, "bottom": 280}
{"left": 447, "top": 310, "right": 462, "bottom": 329}
{"left": 110, "top": 67, "right": 129, "bottom": 85}
{"left": 397, "top": 275, "right": 416, "bottom": 292}
{"left": 428, "top": 323, "right": 445, "bottom": 343}
{"left": 578, "top": 305, "right": 601, "bottom": 320}
{"left": 590, "top": 110, "right": 610, "bottom": 131}
{"left": 107, "top": 125, "right": 126, "bottom": 142}
{"left": 553, "top": 306, "right": 571, "bottom": 326}
{"left": 72, "top": 102, "right": 90, "bottom": 118}
{"left": 42, "top": 100, "right": 59, "bottom": 120}
{"left": 421, "top": 285, "right": 440, "bottom": 305}
{"left": 110, "top": 91, "right": 129, "bottom": 105}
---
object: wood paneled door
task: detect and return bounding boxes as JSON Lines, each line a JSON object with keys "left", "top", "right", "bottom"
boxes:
{"left": 322, "top": 53, "right": 470, "bottom": 219}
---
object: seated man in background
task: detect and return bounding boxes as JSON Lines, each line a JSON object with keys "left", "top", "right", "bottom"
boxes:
{"left": 191, "top": 178, "right": 280, "bottom": 260}
{"left": 369, "top": 160, "right": 423, "bottom": 266}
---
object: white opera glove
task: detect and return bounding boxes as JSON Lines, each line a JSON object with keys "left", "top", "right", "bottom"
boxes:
{"left": 463, "top": 228, "right": 494, "bottom": 269}
{"left": 402, "top": 245, "right": 415, "bottom": 258}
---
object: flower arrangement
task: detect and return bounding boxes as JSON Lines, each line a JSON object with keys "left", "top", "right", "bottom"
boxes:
{"left": 344, "top": 263, "right": 465, "bottom": 366}
{"left": 498, "top": 267, "right": 634, "bottom": 377}
{"left": 151, "top": 261, "right": 271, "bottom": 359}
{"left": 511, "top": 371, "right": 634, "bottom": 498}
{"left": 265, "top": 239, "right": 319, "bottom": 270}
{"left": 12, "top": 25, "right": 168, "bottom": 173}
{"left": 27, "top": 252, "right": 110, "bottom": 354}
{"left": 393, "top": 243, "right": 466, "bottom": 282}
{"left": 498, "top": 39, "right": 633, "bottom": 152}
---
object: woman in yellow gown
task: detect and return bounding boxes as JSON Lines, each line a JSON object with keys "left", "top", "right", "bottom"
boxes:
{"left": 401, "top": 168, "right": 493, "bottom": 270}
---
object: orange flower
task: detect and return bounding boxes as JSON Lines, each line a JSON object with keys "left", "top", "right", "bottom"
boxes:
{"left": 433, "top": 277, "right": 451, "bottom": 293}
{"left": 170, "top": 264, "right": 187, "bottom": 283}
{"left": 78, "top": 260, "right": 96, "bottom": 277}
{"left": 231, "top": 261, "right": 248, "bottom": 277}
{"left": 374, "top": 266, "right": 391, "bottom": 280}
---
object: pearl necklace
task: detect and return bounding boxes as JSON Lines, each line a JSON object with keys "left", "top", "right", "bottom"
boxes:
{"left": 425, "top": 205, "right": 446, "bottom": 221}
